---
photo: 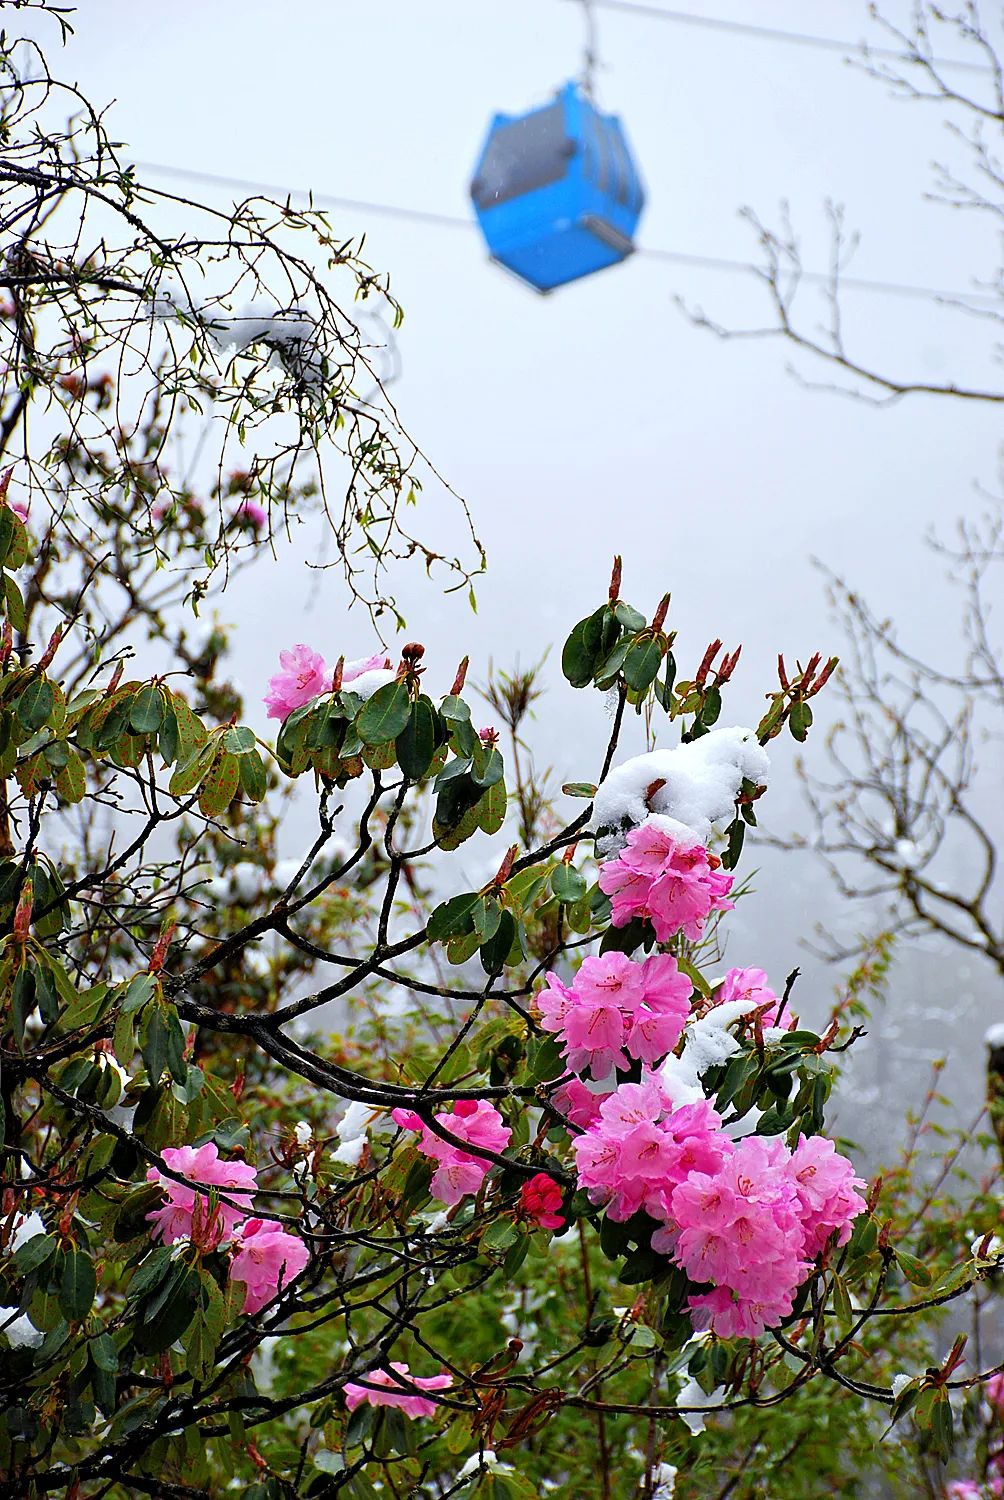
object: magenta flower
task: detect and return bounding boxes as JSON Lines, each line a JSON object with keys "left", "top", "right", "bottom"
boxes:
{"left": 536, "top": 952, "right": 691, "bottom": 1081}
{"left": 788, "top": 1134, "right": 867, "bottom": 1258}
{"left": 598, "top": 818, "right": 734, "bottom": 943}
{"left": 234, "top": 497, "right": 267, "bottom": 529}
{"left": 551, "top": 1078, "right": 610, "bottom": 1129}
{"left": 264, "top": 644, "right": 330, "bottom": 721}
{"left": 146, "top": 1142, "right": 257, "bottom": 1246}
{"left": 8, "top": 497, "right": 28, "bottom": 525}
{"left": 392, "top": 1101, "right": 512, "bottom": 1207}
{"left": 343, "top": 1362, "right": 452, "bottom": 1419}
{"left": 519, "top": 1173, "right": 565, "bottom": 1229}
{"left": 229, "top": 1217, "right": 310, "bottom": 1314}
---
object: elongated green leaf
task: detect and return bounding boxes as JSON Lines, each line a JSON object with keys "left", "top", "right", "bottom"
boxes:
{"left": 396, "top": 697, "right": 437, "bottom": 781}
{"left": 622, "top": 637, "right": 664, "bottom": 692}
{"left": 59, "top": 1249, "right": 96, "bottom": 1322}
{"left": 128, "top": 685, "right": 165, "bottom": 735}
{"left": 16, "top": 678, "right": 54, "bottom": 731}
{"left": 198, "top": 753, "right": 240, "bottom": 816}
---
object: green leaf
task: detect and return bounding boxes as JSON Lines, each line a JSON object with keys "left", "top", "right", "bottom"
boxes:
{"left": 895, "top": 1250, "right": 933, "bottom": 1288}
{"left": 439, "top": 694, "right": 471, "bottom": 723}
{"left": 561, "top": 607, "right": 607, "bottom": 688}
{"left": 134, "top": 1263, "right": 200, "bottom": 1353}
{"left": 622, "top": 637, "right": 664, "bottom": 693}
{"left": 114, "top": 1183, "right": 165, "bottom": 1243}
{"left": 356, "top": 680, "right": 410, "bottom": 746}
{"left": 13, "top": 1232, "right": 55, "bottom": 1276}
{"left": 396, "top": 696, "right": 437, "bottom": 781}
{"left": 54, "top": 749, "right": 86, "bottom": 804}
{"left": 789, "top": 699, "right": 813, "bottom": 742}
{"left": 722, "top": 816, "right": 745, "bottom": 870}
{"left": 561, "top": 782, "right": 596, "bottom": 799}
{"left": 238, "top": 749, "right": 267, "bottom": 802}
{"left": 471, "top": 743, "right": 504, "bottom": 790}
{"left": 5, "top": 574, "right": 25, "bottom": 632}
{"left": 479, "top": 1219, "right": 519, "bottom": 1253}
{"left": 223, "top": 724, "right": 256, "bottom": 754}
{"left": 471, "top": 896, "right": 502, "bottom": 943}
{"left": 701, "top": 685, "right": 722, "bottom": 725}
{"left": 427, "top": 891, "right": 482, "bottom": 943}
{"left": 16, "top": 678, "right": 55, "bottom": 731}
{"left": 613, "top": 601, "right": 646, "bottom": 631}
{"left": 551, "top": 863, "right": 587, "bottom": 903}
{"left": 59, "top": 1249, "right": 96, "bottom": 1322}
{"left": 198, "top": 753, "right": 240, "bottom": 816}
{"left": 480, "top": 909, "right": 517, "bottom": 974}
{"left": 478, "top": 779, "right": 507, "bottom": 836}
{"left": 168, "top": 742, "right": 215, "bottom": 797}
{"left": 128, "top": 685, "right": 165, "bottom": 735}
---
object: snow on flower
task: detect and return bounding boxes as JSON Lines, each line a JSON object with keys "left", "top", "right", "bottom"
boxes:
{"left": 537, "top": 951, "right": 692, "bottom": 1080}
{"left": 228, "top": 1217, "right": 310, "bottom": 1314}
{"left": 651, "top": 1463, "right": 678, "bottom": 1500}
{"left": 714, "top": 967, "right": 795, "bottom": 1032}
{"left": 520, "top": 1173, "right": 565, "bottom": 1229}
{"left": 146, "top": 1142, "right": 258, "bottom": 1247}
{"left": 598, "top": 817, "right": 734, "bottom": 944}
{"left": 343, "top": 1362, "right": 452, "bottom": 1419}
{"left": 392, "top": 1100, "right": 511, "bottom": 1206}
{"left": 593, "top": 727, "right": 769, "bottom": 848}
{"left": 332, "top": 1099, "right": 381, "bottom": 1166}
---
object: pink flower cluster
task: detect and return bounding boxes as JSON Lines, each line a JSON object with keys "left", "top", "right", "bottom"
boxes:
{"left": 146, "top": 1143, "right": 308, "bottom": 1315}
{"left": 671, "top": 1134, "right": 864, "bottom": 1338}
{"left": 264, "top": 645, "right": 386, "bottom": 721}
{"left": 537, "top": 952, "right": 692, "bottom": 1080}
{"left": 233, "top": 496, "right": 268, "bottom": 529}
{"left": 572, "top": 1078, "right": 866, "bottom": 1339}
{"left": 714, "top": 967, "right": 795, "bottom": 1032}
{"left": 343, "top": 1362, "right": 452, "bottom": 1419}
{"left": 392, "top": 1100, "right": 512, "bottom": 1207}
{"left": 520, "top": 1173, "right": 565, "bottom": 1229}
{"left": 572, "top": 1079, "right": 730, "bottom": 1224}
{"left": 598, "top": 818, "right": 734, "bottom": 942}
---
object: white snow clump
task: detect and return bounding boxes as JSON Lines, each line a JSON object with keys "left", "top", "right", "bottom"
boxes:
{"left": 593, "top": 726, "right": 769, "bottom": 851}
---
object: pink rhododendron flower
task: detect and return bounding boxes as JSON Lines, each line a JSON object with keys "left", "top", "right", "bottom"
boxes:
{"left": 343, "top": 1362, "right": 452, "bottom": 1419}
{"left": 229, "top": 1217, "right": 310, "bottom": 1314}
{"left": 667, "top": 1133, "right": 865, "bottom": 1339}
{"left": 520, "top": 1173, "right": 565, "bottom": 1229}
{"left": 234, "top": 497, "right": 267, "bottom": 529}
{"left": 537, "top": 952, "right": 692, "bottom": 1081}
{"left": 391, "top": 1101, "right": 511, "bottom": 1206}
{"left": 598, "top": 819, "right": 734, "bottom": 943}
{"left": 572, "top": 1080, "right": 729, "bottom": 1224}
{"left": 264, "top": 644, "right": 330, "bottom": 721}
{"left": 985, "top": 1372, "right": 1004, "bottom": 1414}
{"left": 7, "top": 497, "right": 28, "bottom": 524}
{"left": 716, "top": 967, "right": 795, "bottom": 1031}
{"left": 945, "top": 1484, "right": 984, "bottom": 1500}
{"left": 551, "top": 1078, "right": 611, "bottom": 1129}
{"left": 146, "top": 1142, "right": 257, "bottom": 1246}
{"left": 788, "top": 1134, "right": 868, "bottom": 1258}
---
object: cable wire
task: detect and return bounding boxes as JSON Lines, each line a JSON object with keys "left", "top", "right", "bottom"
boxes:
{"left": 132, "top": 159, "right": 1000, "bottom": 306}
{"left": 574, "top": 0, "right": 990, "bottom": 72}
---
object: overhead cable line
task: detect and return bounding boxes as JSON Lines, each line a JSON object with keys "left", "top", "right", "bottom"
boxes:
{"left": 570, "top": 0, "right": 991, "bottom": 72}
{"left": 132, "top": 159, "right": 1000, "bottom": 307}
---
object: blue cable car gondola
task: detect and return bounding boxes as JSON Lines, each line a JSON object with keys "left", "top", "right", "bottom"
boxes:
{"left": 469, "top": 79, "right": 645, "bottom": 293}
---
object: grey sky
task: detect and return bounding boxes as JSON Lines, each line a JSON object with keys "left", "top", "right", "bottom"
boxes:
{"left": 37, "top": 0, "right": 1003, "bottom": 1138}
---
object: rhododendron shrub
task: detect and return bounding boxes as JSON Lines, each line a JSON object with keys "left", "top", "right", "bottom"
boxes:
{"left": 3, "top": 15, "right": 1002, "bottom": 1496}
